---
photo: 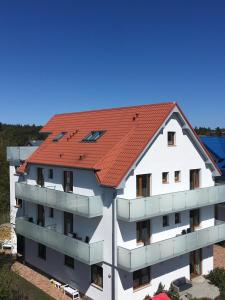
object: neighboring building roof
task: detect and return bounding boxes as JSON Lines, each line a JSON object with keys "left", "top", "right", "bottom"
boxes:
{"left": 26, "top": 140, "right": 43, "bottom": 146}
{"left": 18, "top": 102, "right": 220, "bottom": 187}
{"left": 200, "top": 136, "right": 225, "bottom": 172}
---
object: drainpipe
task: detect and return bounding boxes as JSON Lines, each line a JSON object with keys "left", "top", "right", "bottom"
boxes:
{"left": 112, "top": 189, "right": 117, "bottom": 300}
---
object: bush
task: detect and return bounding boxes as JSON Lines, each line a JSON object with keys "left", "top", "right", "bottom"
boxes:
{"left": 206, "top": 267, "right": 225, "bottom": 290}
{"left": 154, "top": 282, "right": 165, "bottom": 295}
{"left": 167, "top": 287, "right": 179, "bottom": 300}
{"left": 206, "top": 267, "right": 225, "bottom": 299}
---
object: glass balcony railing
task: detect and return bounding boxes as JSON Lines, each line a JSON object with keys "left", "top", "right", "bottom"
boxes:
{"left": 16, "top": 217, "right": 104, "bottom": 265}
{"left": 15, "top": 182, "right": 103, "bottom": 218}
{"left": 7, "top": 146, "right": 38, "bottom": 162}
{"left": 117, "top": 184, "right": 225, "bottom": 222}
{"left": 117, "top": 221, "right": 225, "bottom": 272}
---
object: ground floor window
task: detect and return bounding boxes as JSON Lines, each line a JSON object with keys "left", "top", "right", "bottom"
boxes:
{"left": 17, "top": 234, "right": 25, "bottom": 255}
{"left": 38, "top": 243, "right": 46, "bottom": 260}
{"left": 64, "top": 255, "right": 74, "bottom": 269}
{"left": 133, "top": 267, "right": 151, "bottom": 290}
{"left": 91, "top": 264, "right": 103, "bottom": 289}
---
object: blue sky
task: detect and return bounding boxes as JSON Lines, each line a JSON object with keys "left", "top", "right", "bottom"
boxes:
{"left": 0, "top": 0, "right": 225, "bottom": 127}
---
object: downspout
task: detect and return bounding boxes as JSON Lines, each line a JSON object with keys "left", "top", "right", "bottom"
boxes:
{"left": 112, "top": 189, "right": 117, "bottom": 300}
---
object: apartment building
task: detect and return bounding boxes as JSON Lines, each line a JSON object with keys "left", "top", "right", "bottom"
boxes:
{"left": 7, "top": 102, "right": 225, "bottom": 300}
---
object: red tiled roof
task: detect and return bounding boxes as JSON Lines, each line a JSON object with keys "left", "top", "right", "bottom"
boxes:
{"left": 21, "top": 102, "right": 220, "bottom": 187}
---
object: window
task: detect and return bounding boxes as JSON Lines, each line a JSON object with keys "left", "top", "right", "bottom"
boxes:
{"left": 38, "top": 243, "right": 46, "bottom": 260}
{"left": 17, "top": 234, "right": 25, "bottom": 255}
{"left": 82, "top": 131, "right": 105, "bottom": 142}
{"left": 168, "top": 131, "right": 176, "bottom": 146}
{"left": 136, "top": 220, "right": 150, "bottom": 245}
{"left": 37, "top": 167, "right": 44, "bottom": 187}
{"left": 64, "top": 255, "right": 74, "bottom": 269}
{"left": 53, "top": 132, "right": 66, "bottom": 142}
{"left": 15, "top": 198, "right": 22, "bottom": 208}
{"left": 163, "top": 215, "right": 169, "bottom": 227}
{"left": 91, "top": 265, "right": 103, "bottom": 289}
{"left": 48, "top": 169, "right": 53, "bottom": 179}
{"left": 63, "top": 171, "right": 73, "bottom": 192}
{"left": 133, "top": 267, "right": 150, "bottom": 290}
{"left": 175, "top": 213, "right": 181, "bottom": 224}
{"left": 162, "top": 172, "right": 169, "bottom": 184}
{"left": 64, "top": 212, "right": 73, "bottom": 235}
{"left": 136, "top": 174, "right": 151, "bottom": 197}
{"left": 37, "top": 204, "right": 45, "bottom": 226}
{"left": 190, "top": 169, "right": 200, "bottom": 190}
{"left": 49, "top": 207, "right": 54, "bottom": 218}
{"left": 175, "top": 171, "right": 181, "bottom": 182}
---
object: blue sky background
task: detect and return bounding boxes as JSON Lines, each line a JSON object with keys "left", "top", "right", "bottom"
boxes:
{"left": 0, "top": 0, "right": 225, "bottom": 127}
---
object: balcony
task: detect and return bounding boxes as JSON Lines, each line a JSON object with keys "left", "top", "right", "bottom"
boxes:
{"left": 7, "top": 146, "right": 38, "bottom": 163}
{"left": 117, "top": 184, "right": 225, "bottom": 222}
{"left": 15, "top": 182, "right": 103, "bottom": 218}
{"left": 16, "top": 217, "right": 104, "bottom": 265}
{"left": 117, "top": 221, "right": 225, "bottom": 272}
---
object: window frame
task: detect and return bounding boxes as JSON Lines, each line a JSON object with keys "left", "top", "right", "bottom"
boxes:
{"left": 162, "top": 172, "right": 169, "bottom": 184}
{"left": 168, "top": 131, "right": 176, "bottom": 146}
{"left": 52, "top": 132, "right": 66, "bottom": 142}
{"left": 64, "top": 255, "right": 74, "bottom": 269}
{"left": 163, "top": 215, "right": 169, "bottom": 227}
{"left": 49, "top": 207, "right": 54, "bottom": 218}
{"left": 37, "top": 167, "right": 44, "bottom": 187}
{"left": 175, "top": 212, "right": 181, "bottom": 224}
{"left": 48, "top": 169, "right": 54, "bottom": 179}
{"left": 91, "top": 264, "right": 103, "bottom": 289}
{"left": 15, "top": 198, "right": 22, "bottom": 208}
{"left": 136, "top": 174, "right": 151, "bottom": 197}
{"left": 136, "top": 220, "right": 150, "bottom": 245}
{"left": 133, "top": 267, "right": 151, "bottom": 290}
{"left": 174, "top": 170, "right": 181, "bottom": 183}
{"left": 63, "top": 171, "right": 73, "bottom": 193}
{"left": 82, "top": 130, "right": 106, "bottom": 143}
{"left": 38, "top": 243, "right": 46, "bottom": 260}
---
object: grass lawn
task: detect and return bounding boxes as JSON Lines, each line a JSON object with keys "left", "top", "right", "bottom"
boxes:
{"left": 0, "top": 253, "right": 54, "bottom": 300}
{"left": 17, "top": 275, "right": 54, "bottom": 300}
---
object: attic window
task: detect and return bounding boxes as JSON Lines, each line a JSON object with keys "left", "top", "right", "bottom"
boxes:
{"left": 53, "top": 132, "right": 66, "bottom": 142}
{"left": 82, "top": 131, "right": 105, "bottom": 142}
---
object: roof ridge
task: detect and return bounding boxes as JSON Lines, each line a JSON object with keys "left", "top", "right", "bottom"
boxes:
{"left": 53, "top": 101, "right": 177, "bottom": 117}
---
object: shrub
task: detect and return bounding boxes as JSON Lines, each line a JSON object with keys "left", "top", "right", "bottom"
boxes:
{"left": 154, "top": 282, "right": 165, "bottom": 295}
{"left": 206, "top": 267, "right": 225, "bottom": 290}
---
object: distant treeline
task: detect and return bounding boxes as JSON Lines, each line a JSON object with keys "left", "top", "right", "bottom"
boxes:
{"left": 0, "top": 123, "right": 42, "bottom": 216}
{"left": 194, "top": 126, "right": 225, "bottom": 136}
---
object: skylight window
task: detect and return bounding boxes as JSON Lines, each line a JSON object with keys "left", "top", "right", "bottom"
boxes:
{"left": 82, "top": 130, "right": 105, "bottom": 142}
{"left": 52, "top": 132, "right": 66, "bottom": 142}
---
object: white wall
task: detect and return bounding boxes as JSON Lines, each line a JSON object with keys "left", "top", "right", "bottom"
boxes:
{"left": 118, "top": 117, "right": 214, "bottom": 200}
{"left": 116, "top": 116, "right": 215, "bottom": 299}
{"left": 22, "top": 165, "right": 114, "bottom": 300}
{"left": 25, "top": 238, "right": 111, "bottom": 300}
{"left": 117, "top": 254, "right": 190, "bottom": 300}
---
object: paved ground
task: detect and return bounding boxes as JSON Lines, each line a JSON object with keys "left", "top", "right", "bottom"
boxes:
{"left": 12, "top": 261, "right": 77, "bottom": 300}
{"left": 180, "top": 276, "right": 220, "bottom": 300}
{"left": 214, "top": 244, "right": 225, "bottom": 268}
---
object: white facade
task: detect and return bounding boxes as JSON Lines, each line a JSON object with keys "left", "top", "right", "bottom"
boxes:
{"left": 8, "top": 110, "right": 223, "bottom": 300}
